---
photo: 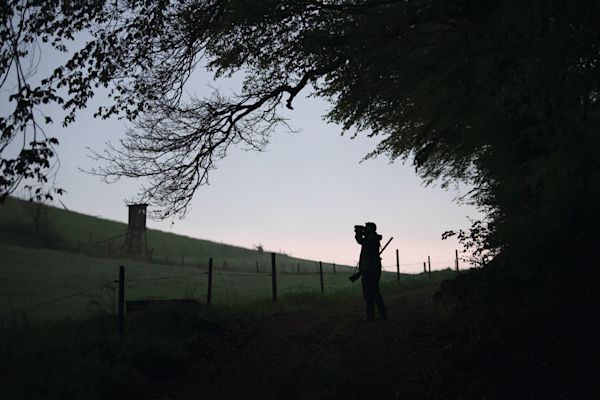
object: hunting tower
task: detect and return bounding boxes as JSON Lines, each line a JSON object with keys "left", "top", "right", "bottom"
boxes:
{"left": 123, "top": 204, "right": 148, "bottom": 255}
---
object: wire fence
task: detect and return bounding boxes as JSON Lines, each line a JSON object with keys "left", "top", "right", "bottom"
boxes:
{"left": 0, "top": 256, "right": 353, "bottom": 331}
{"left": 1, "top": 248, "right": 466, "bottom": 334}
{"left": 29, "top": 226, "right": 468, "bottom": 274}
{"left": 13, "top": 283, "right": 111, "bottom": 314}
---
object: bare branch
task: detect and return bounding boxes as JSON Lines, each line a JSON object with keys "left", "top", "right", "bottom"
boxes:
{"left": 88, "top": 88, "right": 288, "bottom": 220}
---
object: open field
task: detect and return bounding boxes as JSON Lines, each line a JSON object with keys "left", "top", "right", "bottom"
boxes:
{"left": 0, "top": 227, "right": 415, "bottom": 329}
{"left": 0, "top": 241, "right": 396, "bottom": 326}
{"left": 0, "top": 196, "right": 367, "bottom": 325}
{"left": 0, "top": 196, "right": 439, "bottom": 330}
{"left": 0, "top": 196, "right": 348, "bottom": 270}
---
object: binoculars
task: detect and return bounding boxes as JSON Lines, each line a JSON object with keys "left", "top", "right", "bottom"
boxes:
{"left": 354, "top": 225, "right": 366, "bottom": 234}
{"left": 349, "top": 228, "right": 393, "bottom": 283}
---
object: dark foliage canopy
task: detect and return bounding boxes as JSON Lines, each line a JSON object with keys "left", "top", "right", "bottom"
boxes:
{"left": 2, "top": 0, "right": 600, "bottom": 269}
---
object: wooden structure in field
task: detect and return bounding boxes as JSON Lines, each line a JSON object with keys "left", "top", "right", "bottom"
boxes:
{"left": 123, "top": 204, "right": 148, "bottom": 255}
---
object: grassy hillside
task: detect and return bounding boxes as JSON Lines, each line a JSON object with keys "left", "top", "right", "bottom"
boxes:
{"left": 2, "top": 196, "right": 413, "bottom": 326}
{"left": 0, "top": 196, "right": 350, "bottom": 271}
{"left": 1, "top": 241, "right": 406, "bottom": 326}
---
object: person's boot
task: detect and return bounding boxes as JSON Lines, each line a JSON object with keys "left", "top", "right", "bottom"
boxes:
{"left": 378, "top": 307, "right": 388, "bottom": 321}
{"left": 365, "top": 302, "right": 375, "bottom": 322}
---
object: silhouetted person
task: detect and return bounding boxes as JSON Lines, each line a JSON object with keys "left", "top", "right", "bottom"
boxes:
{"left": 355, "top": 222, "right": 387, "bottom": 321}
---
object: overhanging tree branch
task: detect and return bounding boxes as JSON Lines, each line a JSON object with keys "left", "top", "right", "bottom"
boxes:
{"left": 88, "top": 57, "right": 344, "bottom": 219}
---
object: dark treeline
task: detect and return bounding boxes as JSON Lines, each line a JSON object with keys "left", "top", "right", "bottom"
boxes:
{"left": 2, "top": 1, "right": 599, "bottom": 278}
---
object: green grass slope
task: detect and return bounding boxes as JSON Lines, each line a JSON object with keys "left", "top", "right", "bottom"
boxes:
{"left": 0, "top": 242, "right": 378, "bottom": 325}
{"left": 2, "top": 196, "right": 403, "bottom": 326}
{"left": 0, "top": 196, "right": 350, "bottom": 271}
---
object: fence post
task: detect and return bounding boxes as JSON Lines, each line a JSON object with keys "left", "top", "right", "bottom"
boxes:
{"left": 271, "top": 253, "right": 277, "bottom": 303}
{"left": 423, "top": 261, "right": 427, "bottom": 274}
{"left": 333, "top": 263, "right": 336, "bottom": 274}
{"left": 396, "top": 249, "right": 400, "bottom": 281}
{"left": 319, "top": 261, "right": 324, "bottom": 293}
{"left": 207, "top": 258, "right": 213, "bottom": 305}
{"left": 118, "top": 265, "right": 125, "bottom": 334}
{"left": 455, "top": 249, "right": 459, "bottom": 272}
{"left": 428, "top": 255, "right": 431, "bottom": 278}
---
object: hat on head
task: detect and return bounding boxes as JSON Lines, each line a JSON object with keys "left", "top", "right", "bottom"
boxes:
{"left": 365, "top": 222, "right": 377, "bottom": 231}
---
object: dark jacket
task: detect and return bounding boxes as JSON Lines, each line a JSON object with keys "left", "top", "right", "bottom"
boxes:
{"left": 356, "top": 231, "right": 382, "bottom": 271}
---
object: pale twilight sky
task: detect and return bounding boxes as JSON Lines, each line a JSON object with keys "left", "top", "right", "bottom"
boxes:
{"left": 1, "top": 46, "right": 481, "bottom": 273}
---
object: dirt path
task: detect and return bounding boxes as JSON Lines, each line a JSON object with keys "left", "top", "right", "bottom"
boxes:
{"left": 178, "top": 285, "right": 474, "bottom": 400}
